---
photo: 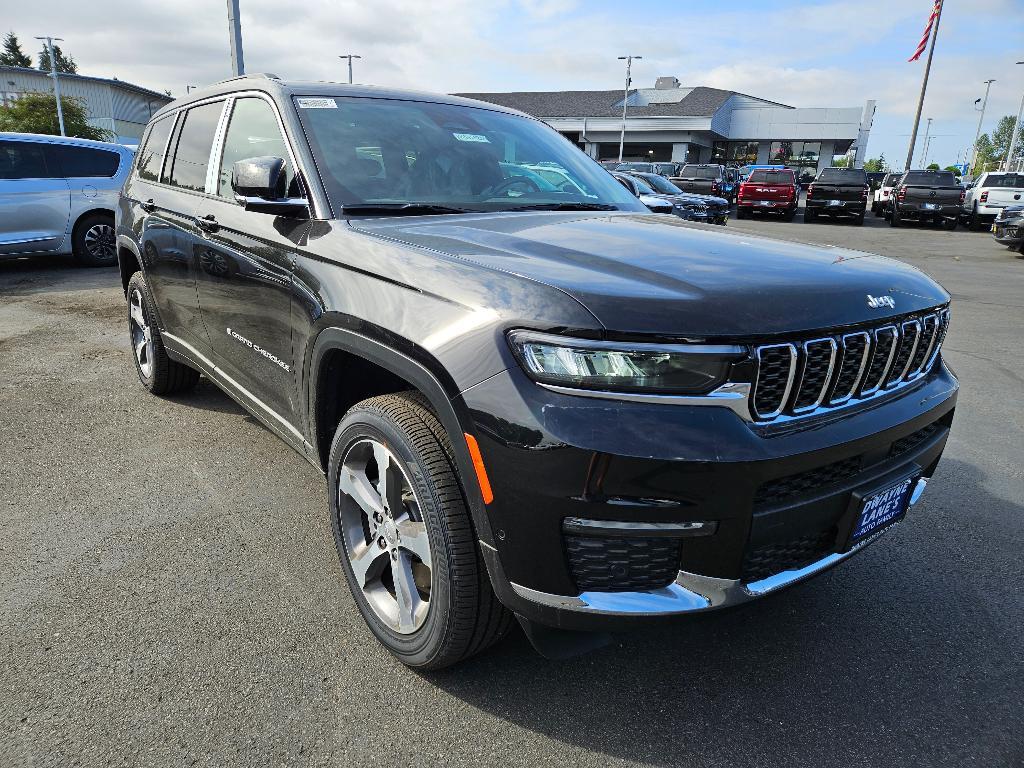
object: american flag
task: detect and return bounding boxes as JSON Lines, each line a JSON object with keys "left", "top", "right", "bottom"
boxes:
{"left": 909, "top": 0, "right": 943, "bottom": 62}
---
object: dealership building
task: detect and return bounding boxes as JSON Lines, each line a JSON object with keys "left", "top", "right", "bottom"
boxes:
{"left": 0, "top": 65, "right": 173, "bottom": 146}
{"left": 459, "top": 76, "right": 875, "bottom": 182}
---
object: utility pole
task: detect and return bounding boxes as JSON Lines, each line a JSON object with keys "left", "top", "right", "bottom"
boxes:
{"left": 918, "top": 118, "right": 933, "bottom": 166}
{"left": 1003, "top": 62, "right": 1024, "bottom": 172}
{"left": 339, "top": 54, "right": 361, "bottom": 84}
{"left": 969, "top": 79, "right": 995, "bottom": 175}
{"left": 904, "top": 0, "right": 943, "bottom": 172}
{"left": 226, "top": 0, "right": 245, "bottom": 77}
{"left": 617, "top": 55, "right": 641, "bottom": 163}
{"left": 34, "top": 36, "right": 65, "bottom": 136}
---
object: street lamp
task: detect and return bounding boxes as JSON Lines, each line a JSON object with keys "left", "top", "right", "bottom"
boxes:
{"left": 1003, "top": 62, "right": 1024, "bottom": 172}
{"left": 969, "top": 79, "right": 995, "bottom": 176}
{"left": 919, "top": 117, "right": 933, "bottom": 167}
{"left": 617, "top": 55, "right": 642, "bottom": 163}
{"left": 339, "top": 54, "right": 362, "bottom": 84}
{"left": 34, "top": 36, "right": 65, "bottom": 136}
{"left": 186, "top": 85, "right": 198, "bottom": 94}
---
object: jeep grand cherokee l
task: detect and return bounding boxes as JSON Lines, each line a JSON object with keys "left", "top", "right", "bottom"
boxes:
{"left": 116, "top": 75, "right": 958, "bottom": 669}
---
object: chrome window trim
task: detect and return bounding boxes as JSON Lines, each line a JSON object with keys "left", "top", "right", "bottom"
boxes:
{"left": 791, "top": 337, "right": 837, "bottom": 413}
{"left": 830, "top": 331, "right": 872, "bottom": 404}
{"left": 752, "top": 343, "right": 797, "bottom": 419}
{"left": 860, "top": 324, "right": 899, "bottom": 396}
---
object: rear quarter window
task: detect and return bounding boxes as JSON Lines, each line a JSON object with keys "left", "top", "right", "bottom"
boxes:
{"left": 49, "top": 145, "right": 121, "bottom": 178}
{"left": 137, "top": 115, "right": 176, "bottom": 183}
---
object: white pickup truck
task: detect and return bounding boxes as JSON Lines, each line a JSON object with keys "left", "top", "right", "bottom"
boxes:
{"left": 871, "top": 172, "right": 903, "bottom": 216}
{"left": 962, "top": 172, "right": 1024, "bottom": 230}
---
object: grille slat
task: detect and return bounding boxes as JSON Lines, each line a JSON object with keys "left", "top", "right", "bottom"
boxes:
{"left": 564, "top": 534, "right": 681, "bottom": 592}
{"left": 750, "top": 308, "right": 948, "bottom": 423}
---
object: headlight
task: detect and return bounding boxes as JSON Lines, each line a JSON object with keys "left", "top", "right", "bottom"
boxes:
{"left": 507, "top": 331, "right": 746, "bottom": 394}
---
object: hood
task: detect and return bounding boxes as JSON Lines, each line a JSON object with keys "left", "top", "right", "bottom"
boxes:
{"left": 349, "top": 211, "right": 949, "bottom": 338}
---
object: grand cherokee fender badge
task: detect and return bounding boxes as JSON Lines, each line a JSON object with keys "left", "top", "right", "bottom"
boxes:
{"left": 867, "top": 294, "right": 896, "bottom": 309}
{"left": 226, "top": 327, "right": 291, "bottom": 372}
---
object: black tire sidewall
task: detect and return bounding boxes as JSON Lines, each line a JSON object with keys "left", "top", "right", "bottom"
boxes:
{"left": 328, "top": 409, "right": 457, "bottom": 667}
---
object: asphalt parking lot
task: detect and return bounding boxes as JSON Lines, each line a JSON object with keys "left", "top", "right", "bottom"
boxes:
{"left": 1, "top": 210, "right": 1022, "bottom": 767}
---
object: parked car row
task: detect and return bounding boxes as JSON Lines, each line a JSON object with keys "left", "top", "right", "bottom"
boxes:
{"left": 612, "top": 170, "right": 730, "bottom": 224}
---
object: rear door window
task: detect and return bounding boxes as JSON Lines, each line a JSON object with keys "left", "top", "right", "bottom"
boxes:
{"left": 48, "top": 145, "right": 121, "bottom": 178}
{"left": 167, "top": 101, "right": 225, "bottom": 193}
{"left": 137, "top": 115, "right": 176, "bottom": 183}
{"left": 0, "top": 140, "right": 58, "bottom": 179}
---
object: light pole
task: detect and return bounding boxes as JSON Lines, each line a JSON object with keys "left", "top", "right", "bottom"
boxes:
{"left": 186, "top": 85, "right": 197, "bottom": 94}
{"left": 918, "top": 118, "right": 933, "bottom": 166}
{"left": 339, "top": 54, "right": 362, "bottom": 84}
{"left": 617, "top": 55, "right": 642, "bottom": 163}
{"left": 969, "top": 79, "right": 995, "bottom": 175}
{"left": 34, "top": 36, "right": 65, "bottom": 136}
{"left": 1003, "top": 62, "right": 1024, "bottom": 172}
{"left": 226, "top": 0, "right": 245, "bottom": 77}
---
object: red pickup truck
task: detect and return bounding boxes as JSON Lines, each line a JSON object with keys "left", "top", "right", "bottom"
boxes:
{"left": 736, "top": 168, "right": 798, "bottom": 220}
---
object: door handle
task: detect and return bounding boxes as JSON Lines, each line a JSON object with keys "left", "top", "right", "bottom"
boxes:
{"left": 140, "top": 198, "right": 156, "bottom": 213}
{"left": 195, "top": 214, "right": 219, "bottom": 233}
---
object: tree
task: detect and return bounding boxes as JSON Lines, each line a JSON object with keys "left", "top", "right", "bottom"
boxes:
{"left": 971, "top": 134, "right": 998, "bottom": 176}
{"left": 943, "top": 165, "right": 961, "bottom": 174}
{"left": 972, "top": 115, "right": 1024, "bottom": 175}
{"left": 0, "top": 92, "right": 110, "bottom": 141}
{"left": 0, "top": 31, "right": 32, "bottom": 67}
{"left": 926, "top": 162, "right": 940, "bottom": 170}
{"left": 863, "top": 154, "right": 887, "bottom": 172}
{"left": 37, "top": 43, "right": 77, "bottom": 74}
{"left": 832, "top": 155, "right": 851, "bottom": 168}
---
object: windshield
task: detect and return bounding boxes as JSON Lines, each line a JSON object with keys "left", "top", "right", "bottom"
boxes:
{"left": 747, "top": 170, "right": 794, "bottom": 184}
{"left": 295, "top": 96, "right": 644, "bottom": 214}
{"left": 639, "top": 173, "right": 683, "bottom": 194}
{"left": 615, "top": 162, "right": 654, "bottom": 172}
{"left": 629, "top": 175, "right": 658, "bottom": 195}
{"left": 903, "top": 171, "right": 957, "bottom": 186}
{"left": 817, "top": 168, "right": 867, "bottom": 184}
{"left": 679, "top": 165, "right": 720, "bottom": 179}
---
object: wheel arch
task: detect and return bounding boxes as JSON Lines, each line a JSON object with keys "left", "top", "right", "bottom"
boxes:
{"left": 308, "top": 325, "right": 497, "bottom": 548}
{"left": 116, "top": 235, "right": 143, "bottom": 296}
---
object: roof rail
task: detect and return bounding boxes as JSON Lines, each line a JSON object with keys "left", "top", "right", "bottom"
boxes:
{"left": 212, "top": 72, "right": 281, "bottom": 86}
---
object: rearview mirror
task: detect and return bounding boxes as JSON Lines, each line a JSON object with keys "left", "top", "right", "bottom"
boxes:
{"left": 231, "top": 156, "right": 308, "bottom": 217}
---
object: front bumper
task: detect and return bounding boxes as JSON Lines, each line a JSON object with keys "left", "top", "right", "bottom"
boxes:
{"left": 463, "top": 360, "right": 957, "bottom": 631}
{"left": 992, "top": 218, "right": 1024, "bottom": 246}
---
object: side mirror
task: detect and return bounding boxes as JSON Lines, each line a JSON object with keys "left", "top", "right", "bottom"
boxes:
{"left": 231, "top": 156, "right": 308, "bottom": 217}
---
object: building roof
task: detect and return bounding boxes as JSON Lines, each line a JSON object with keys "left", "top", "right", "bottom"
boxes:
{"left": 454, "top": 86, "right": 790, "bottom": 119}
{"left": 0, "top": 65, "right": 172, "bottom": 103}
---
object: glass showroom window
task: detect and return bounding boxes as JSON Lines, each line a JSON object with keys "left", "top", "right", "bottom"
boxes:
{"left": 728, "top": 142, "right": 758, "bottom": 165}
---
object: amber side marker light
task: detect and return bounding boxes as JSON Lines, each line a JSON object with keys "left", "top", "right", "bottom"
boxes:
{"left": 464, "top": 433, "right": 494, "bottom": 505}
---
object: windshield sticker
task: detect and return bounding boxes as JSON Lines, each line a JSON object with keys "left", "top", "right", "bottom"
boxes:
{"left": 453, "top": 133, "right": 490, "bottom": 143}
{"left": 296, "top": 97, "right": 337, "bottom": 109}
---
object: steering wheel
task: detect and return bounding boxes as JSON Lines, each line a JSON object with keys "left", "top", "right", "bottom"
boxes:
{"left": 486, "top": 176, "right": 540, "bottom": 197}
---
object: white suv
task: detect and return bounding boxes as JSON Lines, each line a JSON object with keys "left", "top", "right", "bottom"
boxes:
{"left": 962, "top": 172, "right": 1024, "bottom": 230}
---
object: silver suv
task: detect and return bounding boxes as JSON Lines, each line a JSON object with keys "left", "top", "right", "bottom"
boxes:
{"left": 0, "top": 133, "right": 134, "bottom": 266}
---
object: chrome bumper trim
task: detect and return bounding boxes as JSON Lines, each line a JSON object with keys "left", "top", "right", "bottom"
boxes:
{"left": 510, "top": 480, "right": 931, "bottom": 616}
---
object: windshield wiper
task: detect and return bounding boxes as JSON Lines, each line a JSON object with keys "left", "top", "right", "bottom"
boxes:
{"left": 503, "top": 202, "right": 621, "bottom": 212}
{"left": 341, "top": 203, "right": 478, "bottom": 216}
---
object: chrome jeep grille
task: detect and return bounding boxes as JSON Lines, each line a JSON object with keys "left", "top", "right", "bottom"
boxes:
{"left": 750, "top": 308, "right": 949, "bottom": 422}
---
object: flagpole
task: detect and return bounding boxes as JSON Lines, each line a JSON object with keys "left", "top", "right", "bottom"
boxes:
{"left": 904, "top": 0, "right": 943, "bottom": 171}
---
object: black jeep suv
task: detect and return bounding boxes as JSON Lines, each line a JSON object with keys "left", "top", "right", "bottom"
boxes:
{"left": 117, "top": 75, "right": 958, "bottom": 669}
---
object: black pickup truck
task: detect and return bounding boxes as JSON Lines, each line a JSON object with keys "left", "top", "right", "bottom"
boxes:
{"left": 805, "top": 167, "right": 869, "bottom": 224}
{"left": 889, "top": 170, "right": 962, "bottom": 229}
{"left": 669, "top": 163, "right": 732, "bottom": 201}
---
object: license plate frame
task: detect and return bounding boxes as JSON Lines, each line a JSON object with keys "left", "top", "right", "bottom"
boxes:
{"left": 758, "top": 200, "right": 773, "bottom": 206}
{"left": 840, "top": 469, "right": 920, "bottom": 550}
{"left": 828, "top": 199, "right": 843, "bottom": 207}
{"left": 922, "top": 202, "right": 939, "bottom": 211}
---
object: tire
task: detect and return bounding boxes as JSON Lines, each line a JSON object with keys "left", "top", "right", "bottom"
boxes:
{"left": 126, "top": 272, "right": 200, "bottom": 395}
{"left": 804, "top": 210, "right": 816, "bottom": 223}
{"left": 783, "top": 208, "right": 797, "bottom": 222}
{"left": 968, "top": 206, "right": 981, "bottom": 231}
{"left": 943, "top": 217, "right": 957, "bottom": 230}
{"left": 854, "top": 212, "right": 865, "bottom": 226}
{"left": 871, "top": 202, "right": 878, "bottom": 214}
{"left": 874, "top": 205, "right": 884, "bottom": 217}
{"left": 890, "top": 209, "right": 901, "bottom": 227}
{"left": 73, "top": 212, "right": 117, "bottom": 267}
{"left": 328, "top": 392, "right": 512, "bottom": 670}
{"left": 736, "top": 207, "right": 747, "bottom": 220}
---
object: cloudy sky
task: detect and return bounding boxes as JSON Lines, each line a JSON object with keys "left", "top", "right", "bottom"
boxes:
{"left": 7, "top": 0, "right": 1024, "bottom": 166}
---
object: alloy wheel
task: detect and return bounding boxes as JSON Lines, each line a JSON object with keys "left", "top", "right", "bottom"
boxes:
{"left": 129, "top": 288, "right": 154, "bottom": 378}
{"left": 84, "top": 223, "right": 116, "bottom": 260}
{"left": 337, "top": 439, "right": 433, "bottom": 634}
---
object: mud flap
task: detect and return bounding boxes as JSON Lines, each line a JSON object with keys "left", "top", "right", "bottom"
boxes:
{"left": 515, "top": 614, "right": 612, "bottom": 660}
